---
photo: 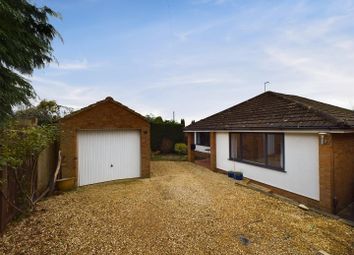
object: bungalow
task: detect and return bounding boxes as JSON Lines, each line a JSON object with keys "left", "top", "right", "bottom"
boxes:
{"left": 184, "top": 91, "right": 354, "bottom": 214}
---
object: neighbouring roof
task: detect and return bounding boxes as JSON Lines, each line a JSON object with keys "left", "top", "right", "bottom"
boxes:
{"left": 59, "top": 96, "right": 148, "bottom": 122}
{"left": 185, "top": 91, "right": 354, "bottom": 131}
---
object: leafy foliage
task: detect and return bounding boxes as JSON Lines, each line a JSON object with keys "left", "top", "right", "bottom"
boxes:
{"left": 174, "top": 143, "right": 187, "bottom": 155}
{"left": 0, "top": 119, "right": 58, "bottom": 213}
{"left": 0, "top": 0, "right": 61, "bottom": 122}
{"left": 15, "top": 99, "right": 73, "bottom": 125}
{"left": 160, "top": 138, "right": 173, "bottom": 154}
{"left": 0, "top": 120, "right": 58, "bottom": 168}
{"left": 146, "top": 114, "right": 186, "bottom": 153}
{"left": 145, "top": 114, "right": 164, "bottom": 124}
{"left": 150, "top": 122, "right": 185, "bottom": 153}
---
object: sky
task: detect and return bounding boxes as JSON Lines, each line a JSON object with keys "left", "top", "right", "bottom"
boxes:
{"left": 32, "top": 0, "right": 354, "bottom": 124}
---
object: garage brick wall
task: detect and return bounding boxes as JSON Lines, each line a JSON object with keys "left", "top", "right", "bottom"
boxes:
{"left": 59, "top": 98, "right": 150, "bottom": 186}
{"left": 319, "top": 134, "right": 334, "bottom": 213}
{"left": 332, "top": 133, "right": 354, "bottom": 213}
{"left": 319, "top": 133, "right": 354, "bottom": 213}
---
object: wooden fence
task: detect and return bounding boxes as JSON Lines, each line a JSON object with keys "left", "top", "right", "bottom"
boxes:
{"left": 0, "top": 143, "right": 58, "bottom": 233}
{"left": 0, "top": 167, "right": 18, "bottom": 233}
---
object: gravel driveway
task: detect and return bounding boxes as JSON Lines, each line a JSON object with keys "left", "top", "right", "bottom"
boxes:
{"left": 0, "top": 161, "right": 353, "bottom": 255}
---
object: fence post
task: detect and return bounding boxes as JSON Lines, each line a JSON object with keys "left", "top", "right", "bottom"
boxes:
{"left": 0, "top": 167, "right": 7, "bottom": 233}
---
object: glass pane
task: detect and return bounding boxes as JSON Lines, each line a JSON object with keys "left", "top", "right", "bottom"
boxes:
{"left": 196, "top": 132, "right": 210, "bottom": 146}
{"left": 267, "top": 134, "right": 283, "bottom": 168}
{"left": 241, "top": 133, "right": 265, "bottom": 164}
{"left": 196, "top": 133, "right": 201, "bottom": 144}
{"left": 230, "top": 133, "right": 240, "bottom": 159}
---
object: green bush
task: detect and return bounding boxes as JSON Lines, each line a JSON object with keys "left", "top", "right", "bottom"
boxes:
{"left": 160, "top": 138, "right": 174, "bottom": 154}
{"left": 174, "top": 143, "right": 187, "bottom": 155}
{"left": 150, "top": 122, "right": 185, "bottom": 153}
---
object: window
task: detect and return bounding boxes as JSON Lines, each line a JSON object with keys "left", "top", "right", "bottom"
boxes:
{"left": 229, "top": 133, "right": 241, "bottom": 160}
{"left": 242, "top": 133, "right": 266, "bottom": 164}
{"left": 229, "top": 132, "right": 284, "bottom": 171}
{"left": 267, "top": 134, "right": 284, "bottom": 168}
{"left": 196, "top": 132, "right": 210, "bottom": 146}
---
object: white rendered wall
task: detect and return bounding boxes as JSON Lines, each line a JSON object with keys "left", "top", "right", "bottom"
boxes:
{"left": 216, "top": 132, "right": 319, "bottom": 200}
{"left": 194, "top": 132, "right": 211, "bottom": 154}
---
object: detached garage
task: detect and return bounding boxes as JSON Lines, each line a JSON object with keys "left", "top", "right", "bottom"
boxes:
{"left": 59, "top": 97, "right": 150, "bottom": 187}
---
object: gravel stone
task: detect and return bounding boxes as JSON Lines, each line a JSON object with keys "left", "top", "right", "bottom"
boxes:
{"left": 0, "top": 161, "right": 353, "bottom": 255}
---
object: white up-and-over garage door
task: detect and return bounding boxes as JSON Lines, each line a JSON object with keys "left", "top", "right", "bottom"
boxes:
{"left": 78, "top": 130, "right": 141, "bottom": 186}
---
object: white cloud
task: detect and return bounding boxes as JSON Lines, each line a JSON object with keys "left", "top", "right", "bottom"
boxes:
{"left": 49, "top": 59, "right": 101, "bottom": 71}
{"left": 265, "top": 48, "right": 354, "bottom": 84}
{"left": 173, "top": 16, "right": 235, "bottom": 42}
{"left": 28, "top": 1, "right": 354, "bottom": 123}
{"left": 281, "top": 14, "right": 354, "bottom": 48}
{"left": 192, "top": 0, "right": 232, "bottom": 5}
{"left": 30, "top": 76, "right": 109, "bottom": 109}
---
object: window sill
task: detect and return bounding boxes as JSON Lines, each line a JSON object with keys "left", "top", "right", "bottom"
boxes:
{"left": 196, "top": 144, "right": 210, "bottom": 147}
{"left": 228, "top": 158, "right": 286, "bottom": 173}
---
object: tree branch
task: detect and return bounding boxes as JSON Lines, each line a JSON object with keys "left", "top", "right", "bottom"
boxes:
{"left": 13, "top": 168, "right": 35, "bottom": 209}
{"left": 51, "top": 150, "right": 61, "bottom": 193}
{"left": 30, "top": 156, "right": 39, "bottom": 200}
{"left": 0, "top": 190, "right": 28, "bottom": 215}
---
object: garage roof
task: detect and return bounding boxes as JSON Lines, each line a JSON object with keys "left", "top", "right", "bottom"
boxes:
{"left": 59, "top": 96, "right": 148, "bottom": 123}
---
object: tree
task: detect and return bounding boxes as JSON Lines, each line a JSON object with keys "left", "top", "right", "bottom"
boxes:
{"left": 180, "top": 119, "right": 185, "bottom": 127}
{"left": 0, "top": 0, "right": 61, "bottom": 122}
{"left": 145, "top": 114, "right": 164, "bottom": 124}
{"left": 16, "top": 99, "right": 73, "bottom": 125}
{"left": 0, "top": 99, "right": 71, "bottom": 214}
{"left": 0, "top": 120, "right": 58, "bottom": 213}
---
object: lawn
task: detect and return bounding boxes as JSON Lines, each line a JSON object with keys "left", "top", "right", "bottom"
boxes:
{"left": 0, "top": 161, "right": 352, "bottom": 255}
{"left": 151, "top": 153, "right": 187, "bottom": 161}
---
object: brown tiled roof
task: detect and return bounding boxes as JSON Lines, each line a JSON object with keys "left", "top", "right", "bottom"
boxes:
{"left": 184, "top": 91, "right": 354, "bottom": 131}
{"left": 60, "top": 96, "right": 148, "bottom": 123}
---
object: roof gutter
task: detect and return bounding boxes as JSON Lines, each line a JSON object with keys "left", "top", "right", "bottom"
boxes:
{"left": 183, "top": 129, "right": 354, "bottom": 134}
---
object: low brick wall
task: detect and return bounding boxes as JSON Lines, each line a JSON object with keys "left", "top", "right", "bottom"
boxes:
{"left": 216, "top": 168, "right": 321, "bottom": 210}
{"left": 193, "top": 150, "right": 210, "bottom": 160}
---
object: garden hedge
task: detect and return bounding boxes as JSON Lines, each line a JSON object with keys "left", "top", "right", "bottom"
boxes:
{"left": 150, "top": 122, "right": 185, "bottom": 153}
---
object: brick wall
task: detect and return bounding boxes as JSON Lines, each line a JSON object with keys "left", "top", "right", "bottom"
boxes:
{"left": 319, "top": 134, "right": 334, "bottom": 213}
{"left": 319, "top": 132, "right": 354, "bottom": 213}
{"left": 187, "top": 132, "right": 215, "bottom": 166}
{"left": 210, "top": 132, "right": 216, "bottom": 171}
{"left": 229, "top": 173, "right": 321, "bottom": 210}
{"left": 187, "top": 132, "right": 195, "bottom": 162}
{"left": 332, "top": 133, "right": 354, "bottom": 213}
{"left": 59, "top": 98, "right": 150, "bottom": 187}
{"left": 193, "top": 150, "right": 210, "bottom": 159}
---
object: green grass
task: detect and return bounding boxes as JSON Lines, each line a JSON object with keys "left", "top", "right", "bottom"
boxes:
{"left": 151, "top": 153, "right": 187, "bottom": 161}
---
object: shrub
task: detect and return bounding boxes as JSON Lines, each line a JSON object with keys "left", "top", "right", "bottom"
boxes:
{"left": 0, "top": 120, "right": 58, "bottom": 213}
{"left": 160, "top": 138, "right": 174, "bottom": 154}
{"left": 174, "top": 143, "right": 187, "bottom": 155}
{"left": 150, "top": 122, "right": 184, "bottom": 152}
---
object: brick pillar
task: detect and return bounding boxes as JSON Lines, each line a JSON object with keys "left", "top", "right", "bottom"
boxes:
{"left": 331, "top": 133, "right": 354, "bottom": 213}
{"left": 187, "top": 132, "right": 195, "bottom": 162}
{"left": 319, "top": 134, "right": 335, "bottom": 213}
{"left": 210, "top": 132, "right": 216, "bottom": 171}
{"left": 141, "top": 128, "right": 150, "bottom": 178}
